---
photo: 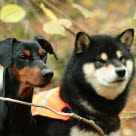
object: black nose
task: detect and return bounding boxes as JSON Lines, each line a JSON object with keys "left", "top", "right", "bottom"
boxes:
{"left": 115, "top": 68, "right": 126, "bottom": 77}
{"left": 41, "top": 69, "right": 54, "bottom": 80}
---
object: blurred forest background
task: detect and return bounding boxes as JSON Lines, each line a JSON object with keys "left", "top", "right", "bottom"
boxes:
{"left": 0, "top": 0, "right": 136, "bottom": 135}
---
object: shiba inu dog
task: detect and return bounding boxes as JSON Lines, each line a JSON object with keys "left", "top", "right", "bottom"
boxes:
{"left": 33, "top": 29, "right": 135, "bottom": 136}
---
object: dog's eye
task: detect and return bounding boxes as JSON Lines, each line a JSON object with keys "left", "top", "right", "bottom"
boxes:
{"left": 119, "top": 56, "right": 125, "bottom": 63}
{"left": 40, "top": 53, "right": 47, "bottom": 61}
{"left": 97, "top": 58, "right": 106, "bottom": 64}
{"left": 18, "top": 55, "right": 27, "bottom": 61}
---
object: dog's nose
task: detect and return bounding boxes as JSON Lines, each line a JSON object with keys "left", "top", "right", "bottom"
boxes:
{"left": 41, "top": 69, "right": 54, "bottom": 80}
{"left": 115, "top": 68, "right": 126, "bottom": 77}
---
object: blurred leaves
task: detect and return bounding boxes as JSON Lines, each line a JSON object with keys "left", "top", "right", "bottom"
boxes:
{"left": 72, "top": 3, "right": 93, "bottom": 18}
{"left": 81, "top": 0, "right": 93, "bottom": 8}
{"left": 40, "top": 3, "right": 57, "bottom": 21}
{"left": 0, "top": 4, "right": 26, "bottom": 23}
{"left": 40, "top": 3, "right": 72, "bottom": 36}
{"left": 43, "top": 19, "right": 72, "bottom": 35}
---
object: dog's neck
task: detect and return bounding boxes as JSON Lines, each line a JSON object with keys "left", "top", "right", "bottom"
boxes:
{"left": 60, "top": 56, "right": 128, "bottom": 117}
{"left": 4, "top": 68, "right": 33, "bottom": 100}
{"left": 1, "top": 68, "right": 34, "bottom": 133}
{"left": 61, "top": 77, "right": 128, "bottom": 116}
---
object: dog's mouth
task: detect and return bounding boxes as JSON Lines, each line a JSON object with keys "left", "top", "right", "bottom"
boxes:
{"left": 25, "top": 81, "right": 50, "bottom": 88}
{"left": 112, "top": 79, "right": 125, "bottom": 83}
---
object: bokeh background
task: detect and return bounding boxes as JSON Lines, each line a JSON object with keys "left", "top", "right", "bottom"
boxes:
{"left": 0, "top": 0, "right": 136, "bottom": 135}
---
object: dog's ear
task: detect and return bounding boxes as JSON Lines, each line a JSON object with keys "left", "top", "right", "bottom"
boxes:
{"left": 117, "top": 28, "right": 134, "bottom": 50}
{"left": 33, "top": 36, "right": 58, "bottom": 60}
{"left": 0, "top": 38, "right": 17, "bottom": 68}
{"left": 75, "top": 32, "right": 91, "bottom": 54}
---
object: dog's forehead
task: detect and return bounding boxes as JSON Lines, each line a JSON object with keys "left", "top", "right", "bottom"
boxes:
{"left": 83, "top": 34, "right": 133, "bottom": 60}
{"left": 16, "top": 41, "right": 41, "bottom": 50}
{"left": 91, "top": 35, "right": 118, "bottom": 48}
{"left": 90, "top": 35, "right": 124, "bottom": 53}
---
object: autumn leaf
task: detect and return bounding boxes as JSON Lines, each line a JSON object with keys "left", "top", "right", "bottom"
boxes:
{"left": 0, "top": 4, "right": 26, "bottom": 23}
{"left": 43, "top": 19, "right": 72, "bottom": 35}
{"left": 40, "top": 3, "right": 57, "bottom": 21}
{"left": 72, "top": 3, "right": 93, "bottom": 18}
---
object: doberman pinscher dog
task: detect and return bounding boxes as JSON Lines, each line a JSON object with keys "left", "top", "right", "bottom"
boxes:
{"left": 0, "top": 36, "right": 57, "bottom": 136}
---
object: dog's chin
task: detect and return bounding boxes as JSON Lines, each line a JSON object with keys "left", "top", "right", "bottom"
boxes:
{"left": 25, "top": 81, "right": 50, "bottom": 88}
{"left": 112, "top": 78, "right": 126, "bottom": 83}
{"left": 100, "top": 78, "right": 126, "bottom": 87}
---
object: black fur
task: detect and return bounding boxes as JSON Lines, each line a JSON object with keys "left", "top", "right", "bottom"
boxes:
{"left": 0, "top": 36, "right": 57, "bottom": 136}
{"left": 33, "top": 29, "right": 135, "bottom": 136}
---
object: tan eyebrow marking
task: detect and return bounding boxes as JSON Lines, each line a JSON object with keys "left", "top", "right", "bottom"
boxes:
{"left": 116, "top": 51, "right": 122, "bottom": 58}
{"left": 100, "top": 53, "right": 108, "bottom": 61}
{"left": 38, "top": 49, "right": 44, "bottom": 55}
{"left": 23, "top": 50, "right": 31, "bottom": 56}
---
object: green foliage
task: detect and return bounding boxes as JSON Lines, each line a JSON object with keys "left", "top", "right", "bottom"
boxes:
{"left": 72, "top": 3, "right": 93, "bottom": 18}
{"left": 50, "top": 35, "right": 67, "bottom": 41}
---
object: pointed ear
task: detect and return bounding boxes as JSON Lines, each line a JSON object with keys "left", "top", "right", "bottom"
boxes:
{"left": 33, "top": 35, "right": 58, "bottom": 60}
{"left": 0, "top": 38, "right": 17, "bottom": 68}
{"left": 75, "top": 32, "right": 91, "bottom": 54}
{"left": 117, "top": 28, "right": 134, "bottom": 50}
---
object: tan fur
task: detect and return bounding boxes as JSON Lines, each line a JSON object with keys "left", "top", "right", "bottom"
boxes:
{"left": 23, "top": 50, "right": 31, "bottom": 56}
{"left": 70, "top": 126, "right": 99, "bottom": 136}
{"left": 38, "top": 49, "right": 44, "bottom": 55}
{"left": 19, "top": 84, "right": 32, "bottom": 99}
{"left": 126, "top": 60, "right": 133, "bottom": 78}
{"left": 70, "top": 126, "right": 120, "bottom": 136}
{"left": 11, "top": 65, "right": 46, "bottom": 87}
{"left": 12, "top": 65, "right": 48, "bottom": 98}
{"left": 83, "top": 60, "right": 133, "bottom": 99}
{"left": 101, "top": 53, "right": 108, "bottom": 61}
{"left": 79, "top": 98, "right": 96, "bottom": 113}
{"left": 116, "top": 51, "right": 122, "bottom": 58}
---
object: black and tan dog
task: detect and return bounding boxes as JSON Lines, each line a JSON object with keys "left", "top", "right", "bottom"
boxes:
{"left": 0, "top": 36, "right": 57, "bottom": 136}
{"left": 33, "top": 29, "right": 135, "bottom": 136}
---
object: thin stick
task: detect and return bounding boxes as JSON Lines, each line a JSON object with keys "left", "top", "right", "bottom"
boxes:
{"left": 122, "top": 111, "right": 136, "bottom": 114}
{"left": 0, "top": 97, "right": 104, "bottom": 136}
{"left": 120, "top": 111, "right": 136, "bottom": 120}
{"left": 120, "top": 115, "right": 136, "bottom": 120}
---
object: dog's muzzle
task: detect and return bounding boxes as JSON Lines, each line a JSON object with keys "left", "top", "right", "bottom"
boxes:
{"left": 115, "top": 68, "right": 126, "bottom": 78}
{"left": 41, "top": 69, "right": 54, "bottom": 81}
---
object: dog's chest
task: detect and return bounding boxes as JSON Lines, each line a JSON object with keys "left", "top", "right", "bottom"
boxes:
{"left": 70, "top": 126, "right": 98, "bottom": 136}
{"left": 70, "top": 126, "right": 120, "bottom": 136}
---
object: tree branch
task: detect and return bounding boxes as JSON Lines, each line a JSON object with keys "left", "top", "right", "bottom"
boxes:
{"left": 0, "top": 97, "right": 104, "bottom": 136}
{"left": 28, "top": 0, "right": 76, "bottom": 36}
{"left": 120, "top": 111, "right": 136, "bottom": 120}
{"left": 40, "top": 0, "right": 85, "bottom": 32}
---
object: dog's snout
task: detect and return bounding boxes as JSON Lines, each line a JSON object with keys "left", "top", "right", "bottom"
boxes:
{"left": 115, "top": 68, "right": 126, "bottom": 77}
{"left": 41, "top": 69, "right": 54, "bottom": 80}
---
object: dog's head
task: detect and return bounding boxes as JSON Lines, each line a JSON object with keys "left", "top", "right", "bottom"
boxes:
{"left": 72, "top": 29, "right": 135, "bottom": 100}
{"left": 0, "top": 36, "right": 57, "bottom": 98}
